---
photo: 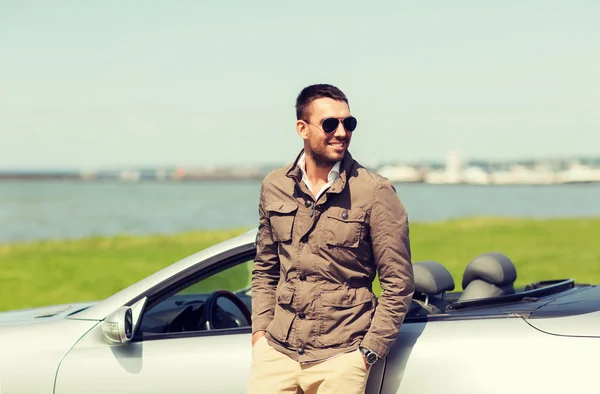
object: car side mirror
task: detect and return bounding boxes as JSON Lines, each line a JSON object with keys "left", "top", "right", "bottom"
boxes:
{"left": 101, "top": 297, "right": 147, "bottom": 345}
{"left": 101, "top": 306, "right": 134, "bottom": 344}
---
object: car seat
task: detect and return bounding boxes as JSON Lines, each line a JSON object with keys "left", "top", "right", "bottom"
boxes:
{"left": 413, "top": 260, "right": 455, "bottom": 313}
{"left": 458, "top": 252, "right": 517, "bottom": 302}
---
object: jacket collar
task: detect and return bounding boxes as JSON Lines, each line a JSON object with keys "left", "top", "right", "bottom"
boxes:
{"left": 286, "top": 149, "right": 355, "bottom": 196}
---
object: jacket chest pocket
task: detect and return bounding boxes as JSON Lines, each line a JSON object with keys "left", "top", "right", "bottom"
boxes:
{"left": 323, "top": 207, "right": 366, "bottom": 248}
{"left": 266, "top": 202, "right": 298, "bottom": 242}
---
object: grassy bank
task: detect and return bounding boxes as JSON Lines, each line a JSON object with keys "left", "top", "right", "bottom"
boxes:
{"left": 1, "top": 217, "right": 599, "bottom": 312}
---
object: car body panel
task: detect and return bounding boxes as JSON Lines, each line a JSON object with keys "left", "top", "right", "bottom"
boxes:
{"left": 525, "top": 285, "right": 600, "bottom": 337}
{"left": 0, "top": 302, "right": 97, "bottom": 326}
{"left": 525, "top": 310, "right": 600, "bottom": 337}
{"left": 54, "top": 327, "right": 252, "bottom": 394}
{"left": 381, "top": 316, "right": 600, "bottom": 394}
{"left": 0, "top": 319, "right": 98, "bottom": 394}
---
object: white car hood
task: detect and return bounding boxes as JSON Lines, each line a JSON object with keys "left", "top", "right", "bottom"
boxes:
{"left": 0, "top": 302, "right": 98, "bottom": 326}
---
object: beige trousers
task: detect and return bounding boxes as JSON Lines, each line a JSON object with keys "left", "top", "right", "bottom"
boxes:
{"left": 246, "top": 337, "right": 371, "bottom": 394}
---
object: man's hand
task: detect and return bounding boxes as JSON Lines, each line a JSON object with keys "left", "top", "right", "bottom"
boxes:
{"left": 360, "top": 353, "right": 370, "bottom": 370}
{"left": 252, "top": 330, "right": 266, "bottom": 347}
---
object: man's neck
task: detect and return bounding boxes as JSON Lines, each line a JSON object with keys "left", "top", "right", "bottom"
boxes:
{"left": 304, "top": 151, "right": 335, "bottom": 184}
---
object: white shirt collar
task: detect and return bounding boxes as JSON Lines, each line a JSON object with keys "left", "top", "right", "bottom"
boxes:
{"left": 297, "top": 152, "right": 341, "bottom": 199}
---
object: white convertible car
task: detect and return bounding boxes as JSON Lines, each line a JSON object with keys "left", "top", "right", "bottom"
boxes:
{"left": 1, "top": 229, "right": 599, "bottom": 393}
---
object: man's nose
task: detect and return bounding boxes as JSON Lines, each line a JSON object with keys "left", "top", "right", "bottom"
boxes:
{"left": 333, "top": 121, "right": 348, "bottom": 137}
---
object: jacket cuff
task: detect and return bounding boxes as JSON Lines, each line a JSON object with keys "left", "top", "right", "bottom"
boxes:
{"left": 251, "top": 318, "right": 271, "bottom": 335}
{"left": 360, "top": 334, "right": 389, "bottom": 358}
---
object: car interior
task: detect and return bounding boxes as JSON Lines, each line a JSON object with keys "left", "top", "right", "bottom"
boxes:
{"left": 410, "top": 251, "right": 575, "bottom": 315}
{"left": 410, "top": 252, "right": 519, "bottom": 315}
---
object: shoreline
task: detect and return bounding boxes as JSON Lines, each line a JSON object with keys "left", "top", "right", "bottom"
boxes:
{"left": 2, "top": 215, "right": 600, "bottom": 247}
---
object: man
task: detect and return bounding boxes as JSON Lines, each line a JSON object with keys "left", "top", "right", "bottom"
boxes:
{"left": 247, "top": 84, "right": 414, "bottom": 394}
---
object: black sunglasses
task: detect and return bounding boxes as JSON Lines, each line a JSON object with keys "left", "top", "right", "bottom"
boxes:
{"left": 306, "top": 116, "right": 358, "bottom": 134}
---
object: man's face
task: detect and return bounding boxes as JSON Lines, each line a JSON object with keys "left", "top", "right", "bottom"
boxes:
{"left": 298, "top": 97, "right": 354, "bottom": 164}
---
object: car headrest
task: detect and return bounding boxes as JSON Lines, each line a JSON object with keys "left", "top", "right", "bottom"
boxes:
{"left": 414, "top": 260, "right": 455, "bottom": 295}
{"left": 462, "top": 252, "right": 517, "bottom": 290}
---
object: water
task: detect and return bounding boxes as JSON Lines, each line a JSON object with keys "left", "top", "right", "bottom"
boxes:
{"left": 1, "top": 180, "right": 599, "bottom": 243}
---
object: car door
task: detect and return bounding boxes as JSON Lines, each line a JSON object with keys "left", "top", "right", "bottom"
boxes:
{"left": 54, "top": 253, "right": 257, "bottom": 394}
{"left": 54, "top": 329, "right": 253, "bottom": 394}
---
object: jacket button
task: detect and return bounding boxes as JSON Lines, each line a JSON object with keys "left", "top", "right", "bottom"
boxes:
{"left": 342, "top": 210, "right": 348, "bottom": 220}
{"left": 299, "top": 274, "right": 306, "bottom": 281}
{"left": 305, "top": 200, "right": 311, "bottom": 207}
{"left": 298, "top": 348, "right": 305, "bottom": 355}
{"left": 298, "top": 312, "right": 306, "bottom": 319}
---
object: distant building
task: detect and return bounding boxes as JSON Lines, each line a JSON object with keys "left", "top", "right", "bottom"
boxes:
{"left": 558, "top": 161, "right": 600, "bottom": 184}
{"left": 424, "top": 150, "right": 463, "bottom": 184}
{"left": 377, "top": 164, "right": 422, "bottom": 182}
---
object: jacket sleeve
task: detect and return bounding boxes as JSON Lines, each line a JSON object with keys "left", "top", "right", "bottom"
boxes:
{"left": 250, "top": 180, "right": 281, "bottom": 334}
{"left": 361, "top": 178, "right": 415, "bottom": 357}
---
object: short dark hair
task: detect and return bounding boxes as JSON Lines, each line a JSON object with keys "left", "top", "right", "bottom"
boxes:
{"left": 295, "top": 84, "right": 349, "bottom": 121}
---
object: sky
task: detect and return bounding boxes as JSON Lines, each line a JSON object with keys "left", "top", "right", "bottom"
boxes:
{"left": 1, "top": 1, "right": 599, "bottom": 170}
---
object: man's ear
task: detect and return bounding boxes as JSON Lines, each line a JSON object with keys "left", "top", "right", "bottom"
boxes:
{"left": 296, "top": 120, "right": 309, "bottom": 141}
